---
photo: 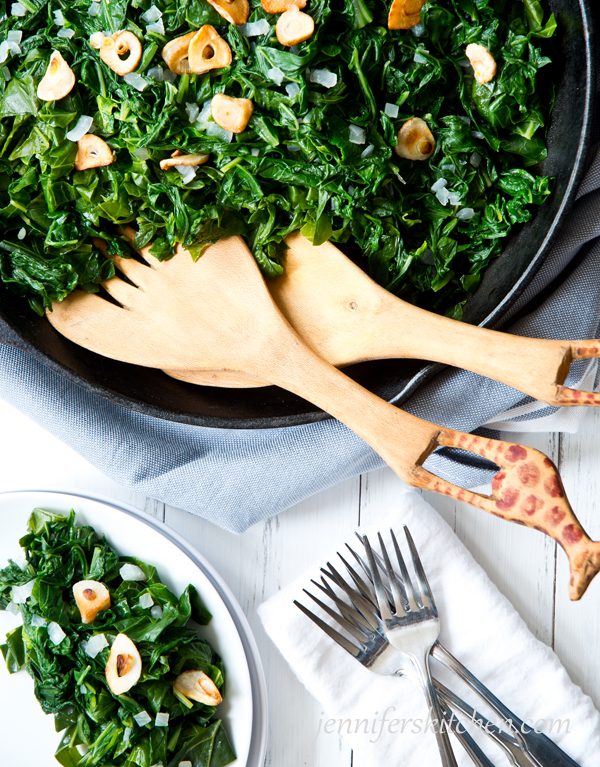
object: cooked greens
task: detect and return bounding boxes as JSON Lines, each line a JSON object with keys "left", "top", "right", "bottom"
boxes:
{"left": 0, "top": 0, "right": 555, "bottom": 318}
{"left": 0, "top": 509, "right": 236, "bottom": 767}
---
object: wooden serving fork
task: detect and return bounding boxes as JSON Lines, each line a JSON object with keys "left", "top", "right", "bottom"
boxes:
{"left": 47, "top": 235, "right": 600, "bottom": 600}
{"left": 168, "top": 232, "right": 600, "bottom": 405}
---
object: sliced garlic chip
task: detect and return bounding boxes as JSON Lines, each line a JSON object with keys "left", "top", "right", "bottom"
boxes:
{"left": 211, "top": 93, "right": 254, "bottom": 134}
{"left": 388, "top": 0, "right": 425, "bottom": 30}
{"left": 261, "top": 0, "right": 306, "bottom": 13}
{"left": 276, "top": 5, "right": 314, "bottom": 46}
{"left": 188, "top": 26, "right": 232, "bottom": 74}
{"left": 73, "top": 580, "right": 111, "bottom": 624}
{"left": 394, "top": 117, "right": 436, "bottom": 161}
{"left": 206, "top": 0, "right": 249, "bottom": 26}
{"left": 162, "top": 31, "right": 197, "bottom": 75}
{"left": 174, "top": 670, "right": 223, "bottom": 706}
{"left": 465, "top": 43, "right": 497, "bottom": 84}
{"left": 105, "top": 634, "right": 142, "bottom": 695}
{"left": 160, "top": 151, "right": 210, "bottom": 170}
{"left": 37, "top": 51, "right": 76, "bottom": 102}
{"left": 75, "top": 135, "right": 114, "bottom": 171}
{"left": 99, "top": 31, "right": 142, "bottom": 76}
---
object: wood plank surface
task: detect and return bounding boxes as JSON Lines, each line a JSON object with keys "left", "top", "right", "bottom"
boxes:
{"left": 0, "top": 394, "right": 598, "bottom": 766}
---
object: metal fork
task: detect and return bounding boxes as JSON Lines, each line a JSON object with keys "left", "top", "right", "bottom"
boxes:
{"left": 296, "top": 574, "right": 494, "bottom": 766}
{"left": 362, "top": 528, "right": 458, "bottom": 766}
{"left": 351, "top": 530, "right": 581, "bottom": 767}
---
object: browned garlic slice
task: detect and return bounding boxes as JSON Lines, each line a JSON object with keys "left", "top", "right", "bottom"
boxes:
{"left": 188, "top": 26, "right": 232, "bottom": 74}
{"left": 73, "top": 580, "right": 111, "bottom": 624}
{"left": 465, "top": 43, "right": 497, "bottom": 84}
{"left": 394, "top": 117, "right": 436, "bottom": 161}
{"left": 75, "top": 135, "right": 114, "bottom": 171}
{"left": 37, "top": 51, "right": 76, "bottom": 102}
{"left": 206, "top": 0, "right": 249, "bottom": 26}
{"left": 276, "top": 5, "right": 314, "bottom": 46}
{"left": 99, "top": 31, "right": 142, "bottom": 76}
{"left": 211, "top": 93, "right": 254, "bottom": 134}
{"left": 162, "top": 31, "right": 197, "bottom": 75}
{"left": 388, "top": 0, "right": 425, "bottom": 30}
{"left": 262, "top": 0, "right": 306, "bottom": 13}
{"left": 105, "top": 634, "right": 142, "bottom": 695}
{"left": 160, "top": 151, "right": 210, "bottom": 170}
{"left": 174, "top": 670, "right": 223, "bottom": 706}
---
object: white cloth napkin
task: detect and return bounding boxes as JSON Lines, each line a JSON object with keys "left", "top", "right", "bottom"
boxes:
{"left": 258, "top": 488, "right": 600, "bottom": 766}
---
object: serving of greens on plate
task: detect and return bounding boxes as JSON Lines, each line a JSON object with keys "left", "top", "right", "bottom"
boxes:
{"left": 0, "top": 0, "right": 556, "bottom": 320}
{"left": 0, "top": 508, "right": 237, "bottom": 767}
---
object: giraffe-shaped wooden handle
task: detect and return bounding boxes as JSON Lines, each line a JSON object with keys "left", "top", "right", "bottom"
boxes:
{"left": 410, "top": 430, "right": 600, "bottom": 600}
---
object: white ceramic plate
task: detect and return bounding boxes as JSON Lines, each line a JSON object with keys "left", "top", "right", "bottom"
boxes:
{"left": 0, "top": 490, "right": 267, "bottom": 767}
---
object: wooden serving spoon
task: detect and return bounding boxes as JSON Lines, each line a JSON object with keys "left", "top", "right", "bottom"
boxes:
{"left": 46, "top": 235, "right": 600, "bottom": 599}
{"left": 167, "top": 232, "right": 600, "bottom": 403}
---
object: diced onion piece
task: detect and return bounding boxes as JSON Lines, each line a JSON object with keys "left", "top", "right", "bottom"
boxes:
{"left": 150, "top": 605, "right": 163, "bottom": 619}
{"left": 447, "top": 191, "right": 460, "bottom": 205}
{"left": 287, "top": 144, "right": 301, "bottom": 152}
{"left": 17, "top": 227, "right": 25, "bottom": 239}
{"left": 348, "top": 184, "right": 356, "bottom": 195}
{"left": 471, "top": 130, "right": 485, "bottom": 140}
{"left": 123, "top": 727, "right": 132, "bottom": 741}
{"left": 430, "top": 178, "right": 447, "bottom": 193}
{"left": 285, "top": 82, "right": 299, "bottom": 97}
{"left": 80, "top": 684, "right": 87, "bottom": 694}
{"left": 58, "top": 28, "right": 75, "bottom": 39}
{"left": 185, "top": 102, "right": 199, "bottom": 123}
{"left": 120, "top": 564, "right": 147, "bottom": 581}
{"left": 141, "top": 5, "right": 163, "bottom": 22}
{"left": 5, "top": 601, "right": 20, "bottom": 615}
{"left": 413, "top": 51, "right": 427, "bottom": 64}
{"left": 12, "top": 580, "right": 34, "bottom": 604}
{"left": 48, "top": 621, "right": 67, "bottom": 645}
{"left": 14, "top": 555, "right": 28, "bottom": 570}
{"left": 436, "top": 187, "right": 450, "bottom": 206}
{"left": 90, "top": 32, "right": 105, "bottom": 49}
{"left": 163, "top": 69, "right": 177, "bottom": 83}
{"left": 196, "top": 100, "right": 213, "bottom": 127}
{"left": 1, "top": 66, "right": 11, "bottom": 81}
{"left": 310, "top": 69, "right": 337, "bottom": 88}
{"left": 31, "top": 614, "right": 47, "bottom": 627}
{"left": 179, "top": 762, "right": 193, "bottom": 767}
{"left": 411, "top": 22, "right": 425, "bottom": 36}
{"left": 470, "top": 151, "right": 482, "bottom": 167}
{"left": 175, "top": 165, "right": 197, "bottom": 184}
{"left": 133, "top": 147, "right": 149, "bottom": 160}
{"left": 134, "top": 711, "right": 152, "bottom": 727}
{"left": 421, "top": 248, "right": 435, "bottom": 264}
{"left": 458, "top": 115, "right": 470, "bottom": 124}
{"left": 53, "top": 9, "right": 65, "bottom": 26}
{"left": 155, "top": 712, "right": 170, "bottom": 727}
{"left": 250, "top": 148, "right": 260, "bottom": 156}
{"left": 66, "top": 115, "right": 94, "bottom": 142}
{"left": 147, "top": 19, "right": 165, "bottom": 35}
{"left": 123, "top": 73, "right": 149, "bottom": 92}
{"left": 237, "top": 19, "right": 270, "bottom": 37}
{"left": 148, "top": 66, "right": 164, "bottom": 81}
{"left": 440, "top": 162, "right": 455, "bottom": 171}
{"left": 348, "top": 123, "right": 366, "bottom": 145}
{"left": 266, "top": 66, "right": 284, "bottom": 86}
{"left": 83, "top": 633, "right": 109, "bottom": 658}
{"left": 207, "top": 123, "right": 235, "bottom": 141}
{"left": 456, "top": 207, "right": 475, "bottom": 220}
{"left": 88, "top": 2, "right": 100, "bottom": 16}
{"left": 0, "top": 41, "right": 20, "bottom": 63}
{"left": 361, "top": 144, "right": 374, "bottom": 159}
{"left": 139, "top": 593, "right": 154, "bottom": 609}
{"left": 458, "top": 58, "right": 471, "bottom": 67}
{"left": 384, "top": 102, "right": 399, "bottom": 119}
{"left": 11, "top": 3, "right": 27, "bottom": 16}
{"left": 7, "top": 30, "right": 23, "bottom": 44}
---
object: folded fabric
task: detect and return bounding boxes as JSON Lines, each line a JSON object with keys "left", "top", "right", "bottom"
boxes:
{"left": 258, "top": 488, "right": 600, "bottom": 766}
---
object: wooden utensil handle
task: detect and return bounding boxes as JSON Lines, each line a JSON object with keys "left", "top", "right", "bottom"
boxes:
{"left": 256, "top": 337, "right": 600, "bottom": 601}
{"left": 373, "top": 304, "right": 600, "bottom": 407}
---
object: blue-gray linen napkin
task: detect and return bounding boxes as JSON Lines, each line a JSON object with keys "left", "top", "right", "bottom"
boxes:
{"left": 1, "top": 103, "right": 600, "bottom": 535}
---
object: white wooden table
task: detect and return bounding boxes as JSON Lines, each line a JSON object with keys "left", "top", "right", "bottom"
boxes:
{"left": 1, "top": 397, "right": 598, "bottom": 766}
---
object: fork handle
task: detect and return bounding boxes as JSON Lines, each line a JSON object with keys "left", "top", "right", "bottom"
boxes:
{"left": 432, "top": 643, "right": 582, "bottom": 767}
{"left": 254, "top": 333, "right": 600, "bottom": 601}
{"left": 404, "top": 652, "right": 460, "bottom": 767}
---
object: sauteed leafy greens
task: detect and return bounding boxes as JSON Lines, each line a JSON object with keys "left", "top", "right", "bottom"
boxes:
{"left": 0, "top": 509, "right": 236, "bottom": 767}
{"left": 0, "top": 0, "right": 555, "bottom": 318}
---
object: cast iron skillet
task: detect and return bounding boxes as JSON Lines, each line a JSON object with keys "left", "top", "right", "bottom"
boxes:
{"left": 0, "top": 0, "right": 595, "bottom": 429}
